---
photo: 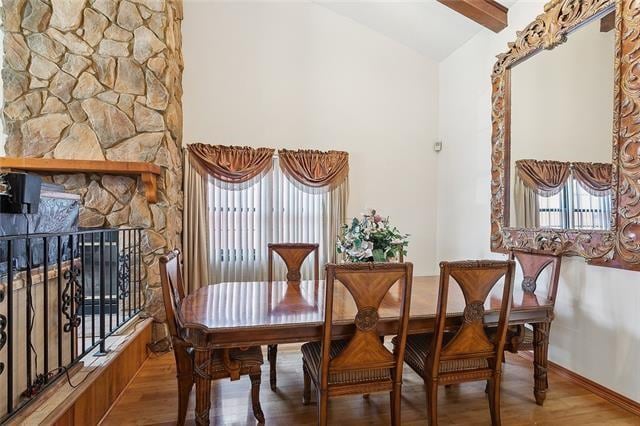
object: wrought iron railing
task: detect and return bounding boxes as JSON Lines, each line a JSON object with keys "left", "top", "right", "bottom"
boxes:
{"left": 0, "top": 227, "right": 143, "bottom": 421}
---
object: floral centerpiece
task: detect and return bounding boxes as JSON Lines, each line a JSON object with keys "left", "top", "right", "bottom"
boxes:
{"left": 337, "top": 209, "right": 409, "bottom": 262}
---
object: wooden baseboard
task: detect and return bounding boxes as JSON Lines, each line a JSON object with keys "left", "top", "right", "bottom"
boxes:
{"left": 8, "top": 316, "right": 153, "bottom": 426}
{"left": 52, "top": 318, "right": 152, "bottom": 425}
{"left": 518, "top": 352, "right": 640, "bottom": 416}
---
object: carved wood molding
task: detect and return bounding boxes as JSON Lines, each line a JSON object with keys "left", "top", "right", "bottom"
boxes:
{"left": 613, "top": 0, "right": 640, "bottom": 268}
{"left": 501, "top": 228, "right": 614, "bottom": 258}
{"left": 489, "top": 0, "right": 640, "bottom": 270}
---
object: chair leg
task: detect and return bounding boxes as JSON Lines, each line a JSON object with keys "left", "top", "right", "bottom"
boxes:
{"left": 318, "top": 390, "right": 328, "bottom": 426}
{"left": 390, "top": 384, "right": 401, "bottom": 426}
{"left": 174, "top": 346, "right": 194, "bottom": 426}
{"left": 268, "top": 344, "right": 278, "bottom": 391}
{"left": 488, "top": 376, "right": 502, "bottom": 426}
{"left": 250, "top": 372, "right": 265, "bottom": 424}
{"left": 425, "top": 380, "right": 439, "bottom": 426}
{"left": 302, "top": 363, "right": 311, "bottom": 405}
{"left": 177, "top": 373, "right": 193, "bottom": 426}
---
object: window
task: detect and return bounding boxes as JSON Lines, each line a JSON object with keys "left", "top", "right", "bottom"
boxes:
{"left": 538, "top": 177, "right": 611, "bottom": 230}
{"left": 208, "top": 158, "right": 330, "bottom": 283}
{"left": 538, "top": 189, "right": 566, "bottom": 228}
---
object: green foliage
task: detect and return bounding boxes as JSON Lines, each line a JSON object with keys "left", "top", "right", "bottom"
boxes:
{"left": 337, "top": 209, "right": 409, "bottom": 263}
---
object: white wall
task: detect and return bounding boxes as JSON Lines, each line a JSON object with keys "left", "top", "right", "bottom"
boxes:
{"left": 182, "top": 1, "right": 440, "bottom": 275}
{"left": 437, "top": 0, "right": 640, "bottom": 402}
{"left": 511, "top": 18, "right": 614, "bottom": 165}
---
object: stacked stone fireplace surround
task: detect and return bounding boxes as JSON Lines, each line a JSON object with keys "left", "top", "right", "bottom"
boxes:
{"left": 1, "top": 0, "right": 184, "bottom": 345}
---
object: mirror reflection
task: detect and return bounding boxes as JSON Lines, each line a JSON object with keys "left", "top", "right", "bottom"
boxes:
{"left": 509, "top": 10, "right": 615, "bottom": 230}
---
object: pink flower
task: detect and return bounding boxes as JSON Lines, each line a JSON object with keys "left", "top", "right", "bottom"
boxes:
{"left": 373, "top": 214, "right": 382, "bottom": 223}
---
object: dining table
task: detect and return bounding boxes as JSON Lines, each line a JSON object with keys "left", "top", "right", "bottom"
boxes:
{"left": 178, "top": 276, "right": 554, "bottom": 425}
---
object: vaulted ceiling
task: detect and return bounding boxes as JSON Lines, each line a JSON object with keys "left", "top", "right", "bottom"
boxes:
{"left": 315, "top": 0, "right": 517, "bottom": 62}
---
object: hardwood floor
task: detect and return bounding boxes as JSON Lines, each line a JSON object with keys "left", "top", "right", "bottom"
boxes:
{"left": 102, "top": 344, "right": 639, "bottom": 425}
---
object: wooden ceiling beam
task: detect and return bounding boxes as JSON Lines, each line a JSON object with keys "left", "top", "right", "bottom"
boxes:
{"left": 600, "top": 11, "right": 615, "bottom": 32}
{"left": 437, "top": 0, "right": 508, "bottom": 33}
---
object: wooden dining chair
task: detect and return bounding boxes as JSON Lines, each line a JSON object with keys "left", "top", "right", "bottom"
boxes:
{"left": 394, "top": 260, "right": 515, "bottom": 426}
{"left": 267, "top": 242, "right": 319, "bottom": 391}
{"left": 268, "top": 243, "right": 320, "bottom": 283}
{"left": 159, "top": 250, "right": 266, "bottom": 425}
{"left": 503, "top": 251, "right": 562, "bottom": 353}
{"left": 301, "top": 262, "right": 414, "bottom": 426}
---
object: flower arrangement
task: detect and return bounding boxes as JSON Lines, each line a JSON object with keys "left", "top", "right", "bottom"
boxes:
{"left": 337, "top": 209, "right": 409, "bottom": 262}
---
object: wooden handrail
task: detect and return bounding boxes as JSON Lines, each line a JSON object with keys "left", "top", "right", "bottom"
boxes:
{"left": 0, "top": 157, "right": 161, "bottom": 203}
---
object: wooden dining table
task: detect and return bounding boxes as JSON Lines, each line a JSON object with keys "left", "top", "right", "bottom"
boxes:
{"left": 178, "top": 276, "right": 554, "bottom": 425}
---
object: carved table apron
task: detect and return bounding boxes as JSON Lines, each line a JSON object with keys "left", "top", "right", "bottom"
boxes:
{"left": 179, "top": 277, "right": 554, "bottom": 425}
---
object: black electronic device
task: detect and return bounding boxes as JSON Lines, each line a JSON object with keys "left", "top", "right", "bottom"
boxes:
{"left": 0, "top": 172, "right": 42, "bottom": 214}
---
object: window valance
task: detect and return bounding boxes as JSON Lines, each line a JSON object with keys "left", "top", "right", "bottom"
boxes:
{"left": 187, "top": 144, "right": 275, "bottom": 184}
{"left": 278, "top": 149, "right": 349, "bottom": 192}
{"left": 516, "top": 159, "right": 612, "bottom": 196}
{"left": 572, "top": 162, "right": 612, "bottom": 196}
{"left": 186, "top": 144, "right": 349, "bottom": 193}
{"left": 516, "top": 160, "right": 570, "bottom": 196}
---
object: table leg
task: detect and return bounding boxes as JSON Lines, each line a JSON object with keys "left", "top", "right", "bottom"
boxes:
{"left": 532, "top": 322, "right": 550, "bottom": 405}
{"left": 194, "top": 348, "right": 213, "bottom": 425}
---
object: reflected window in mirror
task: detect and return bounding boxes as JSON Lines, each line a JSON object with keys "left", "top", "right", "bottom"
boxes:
{"left": 538, "top": 190, "right": 565, "bottom": 229}
{"left": 569, "top": 177, "right": 611, "bottom": 230}
{"left": 509, "top": 11, "right": 615, "bottom": 231}
{"left": 536, "top": 175, "right": 612, "bottom": 230}
{"left": 515, "top": 159, "right": 612, "bottom": 230}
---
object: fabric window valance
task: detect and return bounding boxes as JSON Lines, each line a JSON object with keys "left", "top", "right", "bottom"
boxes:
{"left": 515, "top": 160, "right": 570, "bottom": 196}
{"left": 278, "top": 149, "right": 349, "bottom": 192}
{"left": 516, "top": 159, "right": 612, "bottom": 196}
{"left": 187, "top": 144, "right": 275, "bottom": 184}
{"left": 572, "top": 162, "right": 612, "bottom": 196}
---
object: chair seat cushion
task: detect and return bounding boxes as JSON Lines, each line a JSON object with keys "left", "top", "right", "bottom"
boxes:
{"left": 301, "top": 340, "right": 391, "bottom": 385}
{"left": 209, "top": 346, "right": 264, "bottom": 374}
{"left": 393, "top": 334, "right": 488, "bottom": 375}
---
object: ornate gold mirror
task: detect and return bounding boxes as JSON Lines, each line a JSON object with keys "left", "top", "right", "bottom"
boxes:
{"left": 491, "top": 0, "right": 640, "bottom": 270}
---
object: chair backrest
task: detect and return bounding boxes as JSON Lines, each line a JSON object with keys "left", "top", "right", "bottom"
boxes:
{"left": 159, "top": 249, "right": 185, "bottom": 339}
{"left": 320, "top": 262, "right": 413, "bottom": 389}
{"left": 510, "top": 250, "right": 562, "bottom": 304}
{"left": 428, "top": 260, "right": 515, "bottom": 378}
{"left": 268, "top": 243, "right": 319, "bottom": 282}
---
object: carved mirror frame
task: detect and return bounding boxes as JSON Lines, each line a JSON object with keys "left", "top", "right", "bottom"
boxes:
{"left": 490, "top": 0, "right": 640, "bottom": 271}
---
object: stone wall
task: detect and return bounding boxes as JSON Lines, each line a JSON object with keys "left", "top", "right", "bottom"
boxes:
{"left": 1, "top": 0, "right": 184, "bottom": 344}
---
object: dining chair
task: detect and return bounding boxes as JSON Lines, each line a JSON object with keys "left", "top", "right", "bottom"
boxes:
{"left": 267, "top": 242, "right": 319, "bottom": 391}
{"left": 159, "top": 250, "right": 265, "bottom": 425}
{"left": 393, "top": 260, "right": 515, "bottom": 426}
{"left": 503, "top": 251, "right": 562, "bottom": 352}
{"left": 301, "top": 262, "right": 414, "bottom": 426}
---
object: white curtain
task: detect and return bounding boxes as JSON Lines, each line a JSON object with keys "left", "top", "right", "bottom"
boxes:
{"left": 182, "top": 153, "right": 211, "bottom": 293}
{"left": 208, "top": 158, "right": 347, "bottom": 284}
{"left": 514, "top": 174, "right": 540, "bottom": 228}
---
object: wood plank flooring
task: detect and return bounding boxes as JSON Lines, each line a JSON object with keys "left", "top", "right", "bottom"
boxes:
{"left": 102, "top": 344, "right": 639, "bottom": 425}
